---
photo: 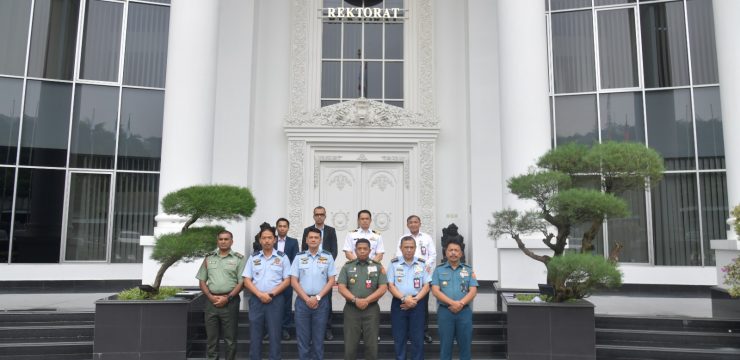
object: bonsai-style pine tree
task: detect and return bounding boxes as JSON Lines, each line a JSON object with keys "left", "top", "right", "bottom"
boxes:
{"left": 489, "top": 141, "right": 664, "bottom": 301}
{"left": 150, "top": 185, "right": 256, "bottom": 292}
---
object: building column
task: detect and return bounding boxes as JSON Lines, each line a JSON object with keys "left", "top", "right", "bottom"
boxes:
{"left": 710, "top": 0, "right": 740, "bottom": 290}
{"left": 495, "top": 0, "right": 552, "bottom": 288}
{"left": 713, "top": 0, "right": 740, "bottom": 237}
{"left": 141, "top": 0, "right": 220, "bottom": 286}
{"left": 497, "top": 0, "right": 551, "bottom": 210}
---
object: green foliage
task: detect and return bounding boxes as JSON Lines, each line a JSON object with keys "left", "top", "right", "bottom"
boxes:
{"left": 488, "top": 209, "right": 548, "bottom": 240}
{"left": 551, "top": 188, "right": 629, "bottom": 223}
{"left": 537, "top": 142, "right": 590, "bottom": 175}
{"left": 508, "top": 171, "right": 572, "bottom": 208}
{"left": 733, "top": 204, "right": 740, "bottom": 237}
{"left": 161, "top": 184, "right": 256, "bottom": 221}
{"left": 721, "top": 257, "right": 740, "bottom": 298}
{"left": 585, "top": 142, "right": 664, "bottom": 193}
{"left": 547, "top": 253, "right": 622, "bottom": 302}
{"left": 117, "top": 287, "right": 182, "bottom": 300}
{"left": 150, "top": 185, "right": 256, "bottom": 292}
{"left": 151, "top": 225, "right": 225, "bottom": 264}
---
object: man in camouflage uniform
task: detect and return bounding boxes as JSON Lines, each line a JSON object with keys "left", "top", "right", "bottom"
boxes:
{"left": 337, "top": 238, "right": 388, "bottom": 360}
{"left": 196, "top": 230, "right": 247, "bottom": 360}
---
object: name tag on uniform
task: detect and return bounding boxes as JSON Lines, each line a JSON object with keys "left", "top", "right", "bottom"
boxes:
{"left": 366, "top": 279, "right": 372, "bottom": 288}
{"left": 368, "top": 266, "right": 377, "bottom": 272}
{"left": 414, "top": 278, "right": 421, "bottom": 288}
{"left": 421, "top": 246, "right": 426, "bottom": 255}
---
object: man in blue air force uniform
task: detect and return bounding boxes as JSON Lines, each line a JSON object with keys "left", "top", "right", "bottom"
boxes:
{"left": 387, "top": 235, "right": 431, "bottom": 360}
{"left": 242, "top": 225, "right": 291, "bottom": 360}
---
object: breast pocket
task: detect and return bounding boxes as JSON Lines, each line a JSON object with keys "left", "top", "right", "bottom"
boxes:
{"left": 439, "top": 272, "right": 452, "bottom": 287}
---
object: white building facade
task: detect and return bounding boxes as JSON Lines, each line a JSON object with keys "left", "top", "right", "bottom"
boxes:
{"left": 1, "top": 0, "right": 738, "bottom": 290}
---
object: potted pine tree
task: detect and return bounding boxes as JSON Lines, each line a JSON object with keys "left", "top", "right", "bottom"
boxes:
{"left": 94, "top": 185, "right": 256, "bottom": 360}
{"left": 489, "top": 141, "right": 664, "bottom": 360}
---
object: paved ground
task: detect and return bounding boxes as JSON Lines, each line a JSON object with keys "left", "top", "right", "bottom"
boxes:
{"left": 0, "top": 286, "right": 716, "bottom": 318}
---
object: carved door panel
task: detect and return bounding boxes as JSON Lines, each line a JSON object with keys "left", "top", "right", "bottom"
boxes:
{"left": 319, "top": 161, "right": 404, "bottom": 270}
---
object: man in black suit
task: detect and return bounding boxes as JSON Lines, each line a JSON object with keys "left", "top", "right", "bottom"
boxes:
{"left": 301, "top": 206, "right": 338, "bottom": 340}
{"left": 276, "top": 218, "right": 299, "bottom": 340}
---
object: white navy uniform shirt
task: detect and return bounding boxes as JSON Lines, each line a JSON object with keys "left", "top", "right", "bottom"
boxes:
{"left": 343, "top": 228, "right": 384, "bottom": 259}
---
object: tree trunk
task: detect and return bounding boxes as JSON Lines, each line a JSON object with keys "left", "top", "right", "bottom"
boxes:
{"left": 580, "top": 219, "right": 603, "bottom": 253}
{"left": 152, "top": 258, "right": 179, "bottom": 292}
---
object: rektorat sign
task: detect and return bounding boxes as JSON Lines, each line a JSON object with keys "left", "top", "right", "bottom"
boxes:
{"left": 324, "top": 7, "right": 402, "bottom": 20}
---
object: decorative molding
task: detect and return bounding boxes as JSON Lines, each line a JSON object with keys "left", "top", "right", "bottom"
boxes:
{"left": 287, "top": 98, "right": 437, "bottom": 128}
{"left": 314, "top": 155, "right": 343, "bottom": 188}
{"left": 419, "top": 141, "right": 435, "bottom": 236}
{"left": 288, "top": 140, "right": 307, "bottom": 233}
{"left": 333, "top": 211, "right": 349, "bottom": 231}
{"left": 416, "top": 0, "right": 435, "bottom": 117}
{"left": 288, "top": 0, "right": 309, "bottom": 114}
{"left": 374, "top": 212, "right": 391, "bottom": 231}
{"left": 370, "top": 174, "right": 393, "bottom": 192}
{"left": 382, "top": 155, "right": 409, "bottom": 189}
{"left": 328, "top": 172, "right": 353, "bottom": 191}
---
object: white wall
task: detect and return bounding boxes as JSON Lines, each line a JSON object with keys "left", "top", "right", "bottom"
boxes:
{"left": 466, "top": 0, "right": 503, "bottom": 281}
{"left": 245, "top": 0, "right": 293, "bottom": 244}
{"left": 433, "top": 0, "right": 472, "bottom": 264}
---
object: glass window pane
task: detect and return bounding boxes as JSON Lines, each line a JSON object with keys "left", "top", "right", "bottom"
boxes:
{"left": 640, "top": 2, "right": 690, "bottom": 88}
{"left": 700, "top": 172, "right": 727, "bottom": 266}
{"left": 322, "top": 61, "right": 341, "bottom": 99}
{"left": 112, "top": 173, "right": 158, "bottom": 263}
{"left": 321, "top": 100, "right": 339, "bottom": 107}
{"left": 123, "top": 3, "right": 170, "bottom": 88}
{"left": 0, "top": 167, "right": 14, "bottom": 263}
{"left": 117, "top": 88, "right": 164, "bottom": 171}
{"left": 0, "top": 0, "right": 32, "bottom": 76}
{"left": 384, "top": 62, "right": 403, "bottom": 99}
{"left": 554, "top": 94, "right": 598, "bottom": 145}
{"left": 597, "top": 8, "right": 639, "bottom": 89}
{"left": 551, "top": 11, "right": 596, "bottom": 93}
{"left": 364, "top": 23, "right": 382, "bottom": 59}
{"left": 0, "top": 78, "right": 23, "bottom": 165}
{"left": 12, "top": 168, "right": 65, "bottom": 263}
{"left": 65, "top": 173, "right": 110, "bottom": 261}
{"left": 551, "top": 0, "right": 592, "bottom": 11}
{"left": 596, "top": 0, "right": 635, "bottom": 6}
{"left": 687, "top": 0, "right": 719, "bottom": 85}
{"left": 322, "top": 22, "right": 341, "bottom": 58}
{"left": 365, "top": 61, "right": 382, "bottom": 99}
{"left": 342, "top": 61, "right": 362, "bottom": 98}
{"left": 343, "top": 23, "right": 362, "bottom": 59}
{"left": 79, "top": 0, "right": 123, "bottom": 82}
{"left": 20, "top": 80, "right": 72, "bottom": 167}
{"left": 645, "top": 89, "right": 695, "bottom": 170}
{"left": 599, "top": 92, "right": 644, "bottom": 143}
{"left": 608, "top": 186, "right": 648, "bottom": 263}
{"left": 70, "top": 85, "right": 118, "bottom": 169}
{"left": 385, "top": 100, "right": 403, "bottom": 108}
{"left": 385, "top": 23, "right": 403, "bottom": 60}
{"left": 27, "top": 0, "right": 80, "bottom": 80}
{"left": 652, "top": 173, "right": 701, "bottom": 266}
{"left": 694, "top": 87, "right": 723, "bottom": 169}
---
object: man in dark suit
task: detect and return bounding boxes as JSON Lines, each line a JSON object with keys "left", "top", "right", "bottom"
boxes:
{"left": 276, "top": 218, "right": 299, "bottom": 340}
{"left": 301, "top": 205, "right": 338, "bottom": 340}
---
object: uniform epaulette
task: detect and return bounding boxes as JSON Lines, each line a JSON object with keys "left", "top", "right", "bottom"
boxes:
{"left": 346, "top": 259, "right": 358, "bottom": 264}
{"left": 233, "top": 252, "right": 244, "bottom": 259}
{"left": 417, "top": 258, "right": 426, "bottom": 263}
{"left": 390, "top": 257, "right": 400, "bottom": 263}
{"left": 321, "top": 249, "right": 331, "bottom": 256}
{"left": 296, "top": 251, "right": 306, "bottom": 256}
{"left": 277, "top": 251, "right": 286, "bottom": 257}
{"left": 372, "top": 229, "right": 380, "bottom": 234}
{"left": 251, "top": 252, "right": 261, "bottom": 257}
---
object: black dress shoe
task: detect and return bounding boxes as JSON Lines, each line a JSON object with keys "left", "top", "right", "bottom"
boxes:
{"left": 282, "top": 329, "right": 291, "bottom": 340}
{"left": 424, "top": 333, "right": 433, "bottom": 343}
{"left": 325, "top": 328, "right": 334, "bottom": 340}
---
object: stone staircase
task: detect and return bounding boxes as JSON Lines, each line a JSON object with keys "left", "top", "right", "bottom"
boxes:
{"left": 2, "top": 309, "right": 739, "bottom": 359}
{"left": 0, "top": 311, "right": 94, "bottom": 360}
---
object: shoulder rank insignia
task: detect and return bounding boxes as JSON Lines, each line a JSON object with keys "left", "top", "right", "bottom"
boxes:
{"left": 417, "top": 258, "right": 425, "bottom": 263}
{"left": 276, "top": 250, "right": 286, "bottom": 257}
{"left": 296, "top": 251, "right": 306, "bottom": 256}
{"left": 390, "top": 257, "right": 400, "bottom": 263}
{"left": 233, "top": 252, "right": 244, "bottom": 259}
{"left": 321, "top": 249, "right": 332, "bottom": 256}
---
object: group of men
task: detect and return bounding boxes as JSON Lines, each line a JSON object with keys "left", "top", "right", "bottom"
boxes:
{"left": 196, "top": 206, "right": 478, "bottom": 360}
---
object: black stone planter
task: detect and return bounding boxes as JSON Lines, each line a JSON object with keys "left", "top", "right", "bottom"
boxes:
{"left": 711, "top": 286, "right": 740, "bottom": 319}
{"left": 93, "top": 291, "right": 205, "bottom": 360}
{"left": 503, "top": 293, "right": 595, "bottom": 360}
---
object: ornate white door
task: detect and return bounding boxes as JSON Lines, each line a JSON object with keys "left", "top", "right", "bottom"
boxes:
{"left": 320, "top": 161, "right": 404, "bottom": 270}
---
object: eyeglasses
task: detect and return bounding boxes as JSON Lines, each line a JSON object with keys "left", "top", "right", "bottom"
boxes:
{"left": 314, "top": 213, "right": 326, "bottom": 217}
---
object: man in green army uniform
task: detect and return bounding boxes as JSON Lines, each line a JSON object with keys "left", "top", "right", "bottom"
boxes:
{"left": 196, "top": 230, "right": 247, "bottom": 360}
{"left": 337, "top": 238, "right": 388, "bottom": 360}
